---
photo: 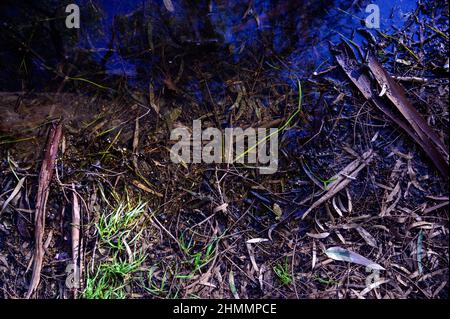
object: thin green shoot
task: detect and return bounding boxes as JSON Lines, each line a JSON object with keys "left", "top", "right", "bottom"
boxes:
{"left": 235, "top": 80, "right": 303, "bottom": 162}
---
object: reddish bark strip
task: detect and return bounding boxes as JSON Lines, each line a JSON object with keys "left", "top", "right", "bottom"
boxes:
{"left": 26, "top": 123, "right": 63, "bottom": 298}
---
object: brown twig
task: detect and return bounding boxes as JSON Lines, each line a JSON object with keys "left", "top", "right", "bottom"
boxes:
{"left": 301, "top": 149, "right": 374, "bottom": 220}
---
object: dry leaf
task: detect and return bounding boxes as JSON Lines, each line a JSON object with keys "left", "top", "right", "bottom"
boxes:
{"left": 325, "top": 246, "right": 385, "bottom": 270}
{"left": 356, "top": 227, "right": 378, "bottom": 248}
{"left": 306, "top": 232, "right": 330, "bottom": 239}
{"left": 228, "top": 270, "right": 240, "bottom": 299}
{"left": 246, "top": 238, "right": 269, "bottom": 244}
{"left": 163, "top": 0, "right": 175, "bottom": 12}
{"left": 0, "top": 177, "right": 25, "bottom": 215}
{"left": 132, "top": 180, "right": 163, "bottom": 197}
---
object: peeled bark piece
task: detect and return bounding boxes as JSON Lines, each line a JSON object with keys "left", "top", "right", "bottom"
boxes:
{"left": 367, "top": 54, "right": 448, "bottom": 171}
{"left": 26, "top": 123, "right": 62, "bottom": 298}
{"left": 334, "top": 44, "right": 448, "bottom": 178}
{"left": 367, "top": 54, "right": 447, "bottom": 156}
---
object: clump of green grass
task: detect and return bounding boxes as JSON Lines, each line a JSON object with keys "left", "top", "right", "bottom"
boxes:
{"left": 97, "top": 201, "right": 146, "bottom": 249}
{"left": 176, "top": 231, "right": 218, "bottom": 278}
{"left": 273, "top": 258, "right": 293, "bottom": 286}
{"left": 313, "top": 274, "right": 338, "bottom": 286}
{"left": 142, "top": 266, "right": 168, "bottom": 296}
{"left": 84, "top": 252, "right": 146, "bottom": 299}
{"left": 84, "top": 198, "right": 147, "bottom": 299}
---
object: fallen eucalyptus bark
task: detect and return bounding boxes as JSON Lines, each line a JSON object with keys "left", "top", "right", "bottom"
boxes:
{"left": 26, "top": 123, "right": 63, "bottom": 298}
{"left": 334, "top": 43, "right": 448, "bottom": 179}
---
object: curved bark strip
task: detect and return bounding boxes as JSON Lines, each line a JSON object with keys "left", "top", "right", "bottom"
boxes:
{"left": 26, "top": 122, "right": 63, "bottom": 298}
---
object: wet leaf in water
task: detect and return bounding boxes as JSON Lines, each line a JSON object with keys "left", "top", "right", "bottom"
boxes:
{"left": 163, "top": 0, "right": 175, "bottom": 12}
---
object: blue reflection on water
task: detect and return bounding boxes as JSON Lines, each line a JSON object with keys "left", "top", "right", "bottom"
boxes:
{"left": 0, "top": 0, "right": 419, "bottom": 93}
{"left": 74, "top": 0, "right": 417, "bottom": 83}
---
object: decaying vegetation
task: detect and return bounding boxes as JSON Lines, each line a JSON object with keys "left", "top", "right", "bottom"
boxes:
{"left": 0, "top": 0, "right": 448, "bottom": 299}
